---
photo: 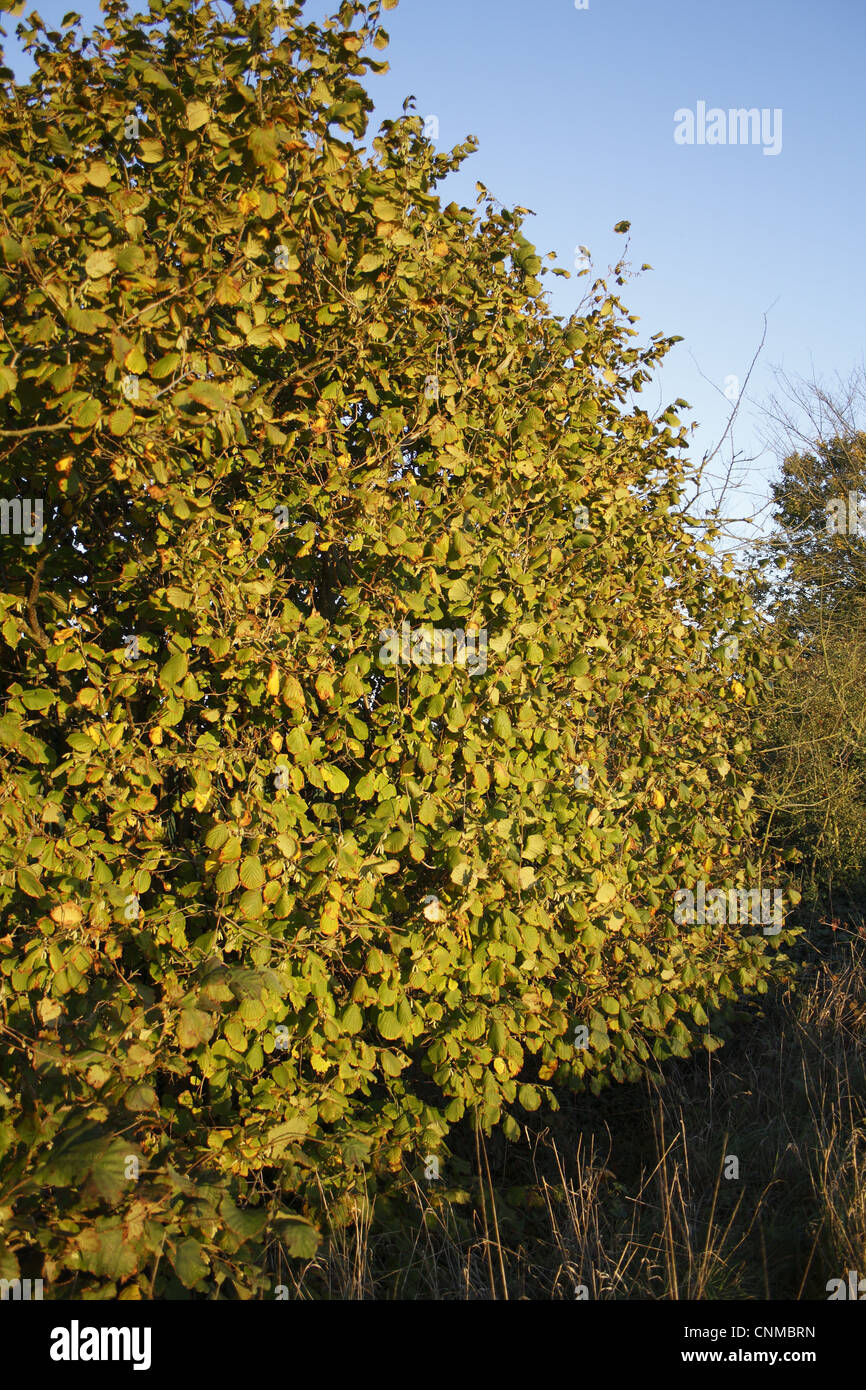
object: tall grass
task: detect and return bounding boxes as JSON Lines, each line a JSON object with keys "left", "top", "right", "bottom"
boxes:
{"left": 270, "top": 927, "right": 866, "bottom": 1299}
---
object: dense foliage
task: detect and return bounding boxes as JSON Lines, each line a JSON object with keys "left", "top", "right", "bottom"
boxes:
{"left": 0, "top": 0, "right": 794, "bottom": 1297}
{"left": 754, "top": 432, "right": 866, "bottom": 900}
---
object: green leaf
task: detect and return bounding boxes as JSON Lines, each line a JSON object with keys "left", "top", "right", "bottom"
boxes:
{"left": 138, "top": 138, "right": 164, "bottom": 163}
{"left": 124, "top": 1083, "right": 158, "bottom": 1111}
{"left": 0, "top": 714, "right": 49, "bottom": 762}
{"left": 248, "top": 126, "right": 279, "bottom": 165}
{"left": 150, "top": 351, "right": 181, "bottom": 380}
{"left": 109, "top": 405, "right": 134, "bottom": 436}
{"left": 240, "top": 889, "right": 264, "bottom": 920}
{"left": 85, "top": 161, "right": 112, "bottom": 187}
{"left": 377, "top": 1011, "right": 401, "bottom": 1040}
{"left": 173, "top": 1238, "right": 209, "bottom": 1288}
{"left": 322, "top": 764, "right": 349, "bottom": 794}
{"left": 447, "top": 578, "right": 472, "bottom": 603}
{"left": 215, "top": 864, "right": 239, "bottom": 894}
{"left": 355, "top": 252, "right": 384, "bottom": 273}
{"left": 240, "top": 856, "right": 265, "bottom": 890}
{"left": 85, "top": 248, "right": 115, "bottom": 278}
{"left": 89, "top": 1138, "right": 136, "bottom": 1204}
{"left": 78, "top": 1218, "right": 138, "bottom": 1280}
{"left": 356, "top": 770, "right": 377, "bottom": 799}
{"left": 492, "top": 710, "right": 512, "bottom": 740}
{"left": 114, "top": 244, "right": 146, "bottom": 274}
{"left": 342, "top": 1003, "right": 363, "bottom": 1033}
{"left": 205, "top": 824, "right": 231, "bottom": 851}
{"left": 220, "top": 1196, "right": 266, "bottom": 1242}
{"left": 20, "top": 688, "right": 54, "bottom": 711}
{"left": 16, "top": 867, "right": 44, "bottom": 897}
{"left": 185, "top": 99, "right": 210, "bottom": 130}
{"left": 371, "top": 197, "right": 401, "bottom": 221}
{"left": 159, "top": 651, "right": 189, "bottom": 689}
{"left": 518, "top": 1084, "right": 541, "bottom": 1111}
{"left": 124, "top": 343, "right": 147, "bottom": 374}
{"left": 276, "top": 1216, "right": 320, "bottom": 1260}
{"left": 177, "top": 1008, "right": 215, "bottom": 1050}
{"left": 0, "top": 235, "right": 24, "bottom": 263}
{"left": 71, "top": 396, "right": 101, "bottom": 428}
{"left": 186, "top": 380, "right": 227, "bottom": 410}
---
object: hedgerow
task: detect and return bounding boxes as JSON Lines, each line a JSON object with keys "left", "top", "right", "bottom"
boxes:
{"left": 0, "top": 0, "right": 794, "bottom": 1296}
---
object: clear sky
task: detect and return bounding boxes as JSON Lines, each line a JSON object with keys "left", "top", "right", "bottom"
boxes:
{"left": 3, "top": 0, "right": 864, "bottom": 548}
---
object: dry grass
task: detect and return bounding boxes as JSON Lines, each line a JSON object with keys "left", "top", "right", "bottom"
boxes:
{"left": 270, "top": 927, "right": 866, "bottom": 1299}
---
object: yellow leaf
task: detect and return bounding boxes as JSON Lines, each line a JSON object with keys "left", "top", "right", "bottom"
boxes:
{"left": 237, "top": 189, "right": 260, "bottom": 216}
{"left": 266, "top": 663, "right": 280, "bottom": 697}
{"left": 315, "top": 671, "right": 334, "bottom": 702}
{"left": 320, "top": 900, "right": 340, "bottom": 936}
{"left": 38, "top": 997, "right": 63, "bottom": 1025}
{"left": 50, "top": 902, "right": 83, "bottom": 927}
{"left": 270, "top": 731, "right": 283, "bottom": 752}
{"left": 652, "top": 789, "right": 665, "bottom": 810}
{"left": 731, "top": 680, "right": 746, "bottom": 701}
{"left": 149, "top": 725, "right": 163, "bottom": 746}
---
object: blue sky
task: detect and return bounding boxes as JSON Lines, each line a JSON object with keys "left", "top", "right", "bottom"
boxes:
{"left": 3, "top": 0, "right": 864, "bottom": 547}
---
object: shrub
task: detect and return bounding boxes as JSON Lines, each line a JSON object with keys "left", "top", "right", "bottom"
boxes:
{"left": 0, "top": 0, "right": 793, "bottom": 1296}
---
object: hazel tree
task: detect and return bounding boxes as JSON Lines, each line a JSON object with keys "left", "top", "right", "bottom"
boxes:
{"left": 0, "top": 0, "right": 794, "bottom": 1296}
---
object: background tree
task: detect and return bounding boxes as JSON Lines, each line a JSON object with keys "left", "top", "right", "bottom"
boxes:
{"left": 752, "top": 372, "right": 866, "bottom": 907}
